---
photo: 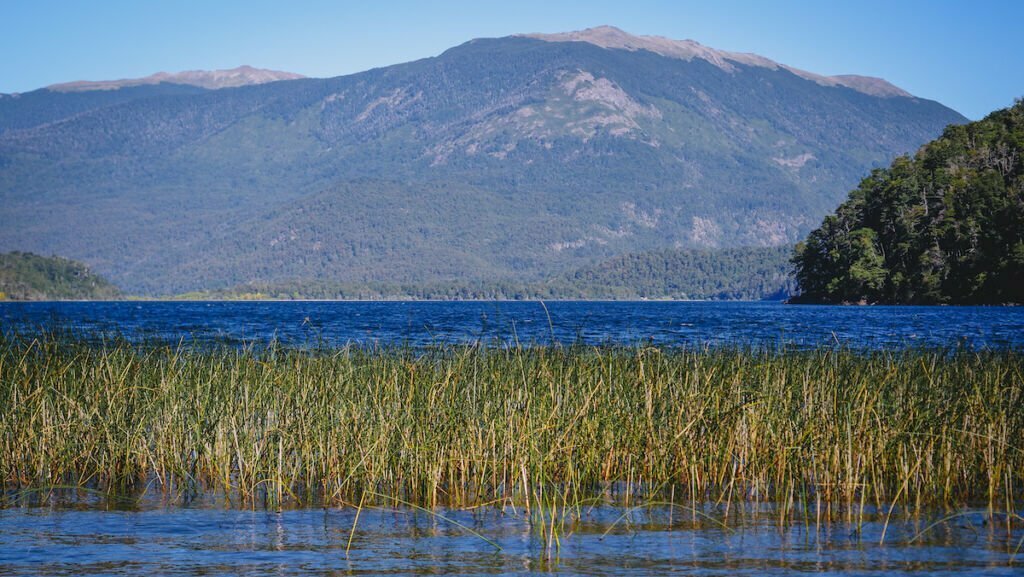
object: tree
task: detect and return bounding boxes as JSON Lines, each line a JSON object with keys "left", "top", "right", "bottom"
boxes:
{"left": 792, "top": 99, "right": 1024, "bottom": 304}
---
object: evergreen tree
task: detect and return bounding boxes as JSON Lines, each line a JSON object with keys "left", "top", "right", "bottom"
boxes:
{"left": 793, "top": 100, "right": 1024, "bottom": 304}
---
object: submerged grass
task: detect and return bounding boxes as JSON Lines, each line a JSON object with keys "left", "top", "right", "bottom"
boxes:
{"left": 1, "top": 334, "right": 1022, "bottom": 525}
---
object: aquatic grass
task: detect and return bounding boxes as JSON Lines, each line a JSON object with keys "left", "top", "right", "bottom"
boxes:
{"left": 0, "top": 333, "right": 1022, "bottom": 531}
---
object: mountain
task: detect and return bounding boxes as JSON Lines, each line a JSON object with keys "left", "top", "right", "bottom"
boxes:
{"left": 792, "top": 100, "right": 1023, "bottom": 305}
{"left": 47, "top": 65, "right": 305, "bottom": 92}
{"left": 0, "top": 252, "right": 121, "bottom": 300}
{"left": 0, "top": 26, "right": 967, "bottom": 295}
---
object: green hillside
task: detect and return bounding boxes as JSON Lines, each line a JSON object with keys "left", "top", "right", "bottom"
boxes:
{"left": 555, "top": 246, "right": 795, "bottom": 300}
{"left": 181, "top": 246, "right": 794, "bottom": 301}
{"left": 0, "top": 252, "right": 121, "bottom": 300}
{"left": 792, "top": 100, "right": 1023, "bottom": 304}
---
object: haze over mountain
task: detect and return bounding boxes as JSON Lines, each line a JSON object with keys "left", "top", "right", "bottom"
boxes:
{"left": 0, "top": 26, "right": 966, "bottom": 295}
{"left": 47, "top": 65, "right": 305, "bottom": 92}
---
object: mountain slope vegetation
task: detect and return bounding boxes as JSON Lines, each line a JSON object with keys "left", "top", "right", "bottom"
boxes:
{"left": 185, "top": 246, "right": 795, "bottom": 301}
{"left": 0, "top": 252, "right": 121, "bottom": 300}
{"left": 0, "top": 28, "right": 966, "bottom": 295}
{"left": 792, "top": 100, "right": 1023, "bottom": 304}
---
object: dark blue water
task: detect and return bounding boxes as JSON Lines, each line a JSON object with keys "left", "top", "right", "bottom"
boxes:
{"left": 1, "top": 300, "right": 1023, "bottom": 349}
{"left": 1, "top": 505, "right": 1019, "bottom": 576}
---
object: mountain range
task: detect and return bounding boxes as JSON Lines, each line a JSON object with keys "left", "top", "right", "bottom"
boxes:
{"left": 0, "top": 26, "right": 967, "bottom": 295}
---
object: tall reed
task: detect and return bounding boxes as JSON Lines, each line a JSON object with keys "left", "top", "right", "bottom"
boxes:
{"left": 1, "top": 334, "right": 1021, "bottom": 520}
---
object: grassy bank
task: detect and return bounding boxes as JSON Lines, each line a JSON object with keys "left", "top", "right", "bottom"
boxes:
{"left": 1, "top": 335, "right": 1021, "bottom": 520}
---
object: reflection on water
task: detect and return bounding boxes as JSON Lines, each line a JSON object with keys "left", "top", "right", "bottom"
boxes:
{"left": 2, "top": 300, "right": 1024, "bottom": 349}
{"left": 0, "top": 504, "right": 1019, "bottom": 576}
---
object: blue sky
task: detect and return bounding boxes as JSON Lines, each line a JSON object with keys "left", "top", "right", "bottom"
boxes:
{"left": 2, "top": 0, "right": 1020, "bottom": 119}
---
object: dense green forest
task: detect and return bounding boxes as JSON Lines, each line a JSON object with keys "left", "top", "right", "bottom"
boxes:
{"left": 0, "top": 246, "right": 793, "bottom": 302}
{"left": 0, "top": 252, "right": 121, "bottom": 300}
{"left": 178, "top": 246, "right": 794, "bottom": 301}
{"left": 792, "top": 100, "right": 1023, "bottom": 304}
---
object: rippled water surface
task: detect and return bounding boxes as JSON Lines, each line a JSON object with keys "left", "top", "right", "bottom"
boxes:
{"left": 2, "top": 300, "right": 1023, "bottom": 349}
{"left": 2, "top": 301, "right": 1022, "bottom": 574}
{"left": 1, "top": 505, "right": 1020, "bottom": 576}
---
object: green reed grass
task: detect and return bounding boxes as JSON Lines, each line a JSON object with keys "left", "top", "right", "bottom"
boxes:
{"left": 1, "top": 334, "right": 1021, "bottom": 522}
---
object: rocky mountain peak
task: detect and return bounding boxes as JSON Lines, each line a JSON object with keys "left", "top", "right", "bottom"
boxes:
{"left": 521, "top": 26, "right": 910, "bottom": 98}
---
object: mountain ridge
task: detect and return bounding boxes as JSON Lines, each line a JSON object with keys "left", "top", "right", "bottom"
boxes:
{"left": 8, "top": 27, "right": 913, "bottom": 100}
{"left": 45, "top": 65, "right": 305, "bottom": 92}
{"left": 521, "top": 26, "right": 911, "bottom": 97}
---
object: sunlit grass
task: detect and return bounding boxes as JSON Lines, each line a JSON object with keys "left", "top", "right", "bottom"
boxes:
{"left": 1, "top": 334, "right": 1021, "bottom": 527}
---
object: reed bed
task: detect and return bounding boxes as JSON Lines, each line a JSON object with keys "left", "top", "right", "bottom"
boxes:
{"left": 1, "top": 334, "right": 1022, "bottom": 521}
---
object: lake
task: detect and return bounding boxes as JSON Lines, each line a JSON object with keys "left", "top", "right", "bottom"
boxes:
{"left": 1, "top": 501, "right": 1020, "bottom": 576}
{"left": 1, "top": 300, "right": 1022, "bottom": 575}
{"left": 2, "top": 300, "right": 1023, "bottom": 349}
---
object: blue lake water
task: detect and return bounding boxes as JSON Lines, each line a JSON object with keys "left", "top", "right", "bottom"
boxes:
{"left": 1, "top": 300, "right": 1023, "bottom": 349}
{"left": 2, "top": 300, "right": 1023, "bottom": 575}
{"left": 1, "top": 504, "right": 1019, "bottom": 576}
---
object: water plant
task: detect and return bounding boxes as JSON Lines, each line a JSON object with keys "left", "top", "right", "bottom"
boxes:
{"left": 0, "top": 334, "right": 1021, "bottom": 530}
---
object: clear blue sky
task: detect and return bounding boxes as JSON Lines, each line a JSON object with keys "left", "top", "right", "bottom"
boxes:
{"left": 2, "top": 0, "right": 1020, "bottom": 119}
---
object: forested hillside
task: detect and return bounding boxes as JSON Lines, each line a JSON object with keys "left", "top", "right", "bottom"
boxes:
{"left": 557, "top": 246, "right": 795, "bottom": 300}
{"left": 792, "top": 100, "right": 1023, "bottom": 304}
{"left": 180, "top": 246, "right": 794, "bottom": 301}
{"left": 0, "top": 252, "right": 121, "bottom": 300}
{"left": 0, "top": 28, "right": 964, "bottom": 294}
